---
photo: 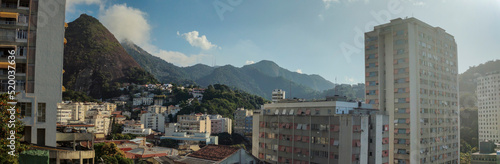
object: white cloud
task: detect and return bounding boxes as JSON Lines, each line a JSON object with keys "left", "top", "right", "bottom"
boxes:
{"left": 318, "top": 14, "right": 324, "bottom": 21}
{"left": 99, "top": 4, "right": 150, "bottom": 45}
{"left": 98, "top": 4, "right": 209, "bottom": 66}
{"left": 245, "top": 60, "right": 255, "bottom": 65}
{"left": 178, "top": 31, "right": 219, "bottom": 50}
{"left": 322, "top": 0, "right": 339, "bottom": 9}
{"left": 345, "top": 77, "right": 356, "bottom": 83}
{"left": 66, "top": 0, "right": 104, "bottom": 13}
{"left": 155, "top": 50, "right": 211, "bottom": 67}
{"left": 296, "top": 69, "right": 303, "bottom": 74}
{"left": 413, "top": 1, "right": 425, "bottom": 6}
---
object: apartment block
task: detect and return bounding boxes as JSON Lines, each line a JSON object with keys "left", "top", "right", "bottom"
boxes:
{"left": 272, "top": 89, "right": 286, "bottom": 103}
{"left": 148, "top": 105, "right": 167, "bottom": 114}
{"left": 141, "top": 112, "right": 166, "bottom": 133}
{"left": 252, "top": 99, "right": 389, "bottom": 164}
{"left": 211, "top": 117, "right": 232, "bottom": 134}
{"left": 0, "top": 0, "right": 66, "bottom": 147}
{"left": 477, "top": 71, "right": 500, "bottom": 143}
{"left": 177, "top": 113, "right": 211, "bottom": 134}
{"left": 234, "top": 108, "right": 253, "bottom": 136}
{"left": 57, "top": 102, "right": 116, "bottom": 123}
{"left": 85, "top": 112, "right": 111, "bottom": 135}
{"left": 123, "top": 123, "right": 152, "bottom": 135}
{"left": 365, "top": 17, "right": 459, "bottom": 163}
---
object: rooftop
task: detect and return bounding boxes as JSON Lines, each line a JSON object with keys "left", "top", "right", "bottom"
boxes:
{"left": 187, "top": 145, "right": 240, "bottom": 161}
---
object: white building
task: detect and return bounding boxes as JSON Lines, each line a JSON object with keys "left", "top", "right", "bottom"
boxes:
{"left": 140, "top": 113, "right": 165, "bottom": 133}
{"left": 271, "top": 89, "right": 286, "bottom": 102}
{"left": 478, "top": 71, "right": 500, "bottom": 143}
{"left": 234, "top": 108, "right": 253, "bottom": 136}
{"left": 56, "top": 103, "right": 72, "bottom": 124}
{"left": 133, "top": 97, "right": 154, "bottom": 106}
{"left": 164, "top": 123, "right": 180, "bottom": 136}
{"left": 3, "top": 0, "right": 67, "bottom": 147}
{"left": 85, "top": 114, "right": 111, "bottom": 135}
{"left": 123, "top": 123, "right": 152, "bottom": 135}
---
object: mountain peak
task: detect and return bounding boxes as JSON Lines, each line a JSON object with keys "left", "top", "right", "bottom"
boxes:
{"left": 64, "top": 13, "right": 157, "bottom": 99}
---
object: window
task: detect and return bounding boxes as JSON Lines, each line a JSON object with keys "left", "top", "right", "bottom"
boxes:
{"left": 368, "top": 90, "right": 376, "bottom": 95}
{"left": 397, "top": 59, "right": 405, "bottom": 64}
{"left": 38, "top": 103, "right": 46, "bottom": 122}
{"left": 19, "top": 102, "right": 32, "bottom": 117}
{"left": 368, "top": 63, "right": 376, "bottom": 68}
{"left": 369, "top": 72, "right": 378, "bottom": 77}
{"left": 398, "top": 68, "right": 405, "bottom": 74}
{"left": 17, "top": 46, "right": 27, "bottom": 56}
{"left": 397, "top": 49, "right": 405, "bottom": 55}
{"left": 397, "top": 98, "right": 406, "bottom": 104}
{"left": 368, "top": 81, "right": 377, "bottom": 86}
{"left": 395, "top": 39, "right": 405, "bottom": 45}
{"left": 396, "top": 30, "right": 405, "bottom": 36}
{"left": 397, "top": 88, "right": 405, "bottom": 93}
{"left": 398, "top": 129, "right": 406, "bottom": 134}
{"left": 396, "top": 78, "right": 406, "bottom": 83}
{"left": 367, "top": 54, "right": 376, "bottom": 59}
{"left": 398, "top": 108, "right": 406, "bottom": 113}
{"left": 17, "top": 29, "right": 28, "bottom": 39}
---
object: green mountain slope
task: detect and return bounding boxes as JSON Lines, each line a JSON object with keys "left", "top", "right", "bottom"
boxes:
{"left": 63, "top": 14, "right": 157, "bottom": 99}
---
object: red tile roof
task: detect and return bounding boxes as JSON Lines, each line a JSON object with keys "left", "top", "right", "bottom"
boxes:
{"left": 188, "top": 145, "right": 240, "bottom": 161}
{"left": 112, "top": 111, "right": 122, "bottom": 115}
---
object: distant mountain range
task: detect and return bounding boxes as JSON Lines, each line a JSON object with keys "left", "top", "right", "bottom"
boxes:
{"left": 121, "top": 41, "right": 344, "bottom": 100}
{"left": 64, "top": 14, "right": 364, "bottom": 100}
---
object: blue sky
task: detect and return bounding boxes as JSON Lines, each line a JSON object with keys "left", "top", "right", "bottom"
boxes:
{"left": 65, "top": 0, "right": 500, "bottom": 84}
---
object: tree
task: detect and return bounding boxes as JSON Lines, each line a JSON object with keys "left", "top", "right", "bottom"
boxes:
{"left": 0, "top": 93, "right": 30, "bottom": 164}
{"left": 94, "top": 142, "right": 133, "bottom": 164}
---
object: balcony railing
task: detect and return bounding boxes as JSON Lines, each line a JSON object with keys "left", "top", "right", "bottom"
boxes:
{"left": 0, "top": 20, "right": 16, "bottom": 25}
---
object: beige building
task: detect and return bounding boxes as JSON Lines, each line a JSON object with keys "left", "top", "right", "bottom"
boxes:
{"left": 365, "top": 17, "right": 459, "bottom": 163}
{"left": 234, "top": 108, "right": 253, "bottom": 136}
{"left": 272, "top": 89, "right": 286, "bottom": 103}
{"left": 177, "top": 113, "right": 211, "bottom": 134}
{"left": 147, "top": 105, "right": 167, "bottom": 114}
{"left": 57, "top": 102, "right": 116, "bottom": 123}
{"left": 252, "top": 99, "right": 389, "bottom": 164}
{"left": 0, "top": 0, "right": 66, "bottom": 147}
{"left": 85, "top": 113, "right": 111, "bottom": 135}
{"left": 477, "top": 71, "right": 500, "bottom": 143}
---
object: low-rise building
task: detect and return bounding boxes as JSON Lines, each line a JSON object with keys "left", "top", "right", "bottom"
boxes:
{"left": 176, "top": 145, "right": 259, "bottom": 164}
{"left": 211, "top": 117, "right": 232, "bottom": 134}
{"left": 123, "top": 123, "right": 152, "bottom": 136}
{"left": 148, "top": 105, "right": 167, "bottom": 114}
{"left": 234, "top": 108, "right": 253, "bottom": 136}
{"left": 472, "top": 141, "right": 500, "bottom": 164}
{"left": 141, "top": 113, "right": 166, "bottom": 133}
{"left": 177, "top": 113, "right": 211, "bottom": 134}
{"left": 271, "top": 89, "right": 286, "bottom": 102}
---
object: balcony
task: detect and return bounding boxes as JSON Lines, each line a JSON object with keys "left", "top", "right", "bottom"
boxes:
{"left": 1, "top": 0, "right": 29, "bottom": 9}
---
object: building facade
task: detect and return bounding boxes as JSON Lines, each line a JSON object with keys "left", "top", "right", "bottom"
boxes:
{"left": 365, "top": 17, "right": 459, "bottom": 163}
{"left": 140, "top": 113, "right": 166, "bottom": 133}
{"left": 234, "top": 108, "right": 253, "bottom": 136}
{"left": 477, "top": 71, "right": 500, "bottom": 143}
{"left": 211, "top": 117, "right": 232, "bottom": 134}
{"left": 272, "top": 89, "right": 286, "bottom": 102}
{"left": 0, "top": 0, "right": 66, "bottom": 147}
{"left": 252, "top": 100, "right": 389, "bottom": 164}
{"left": 177, "top": 113, "right": 211, "bottom": 134}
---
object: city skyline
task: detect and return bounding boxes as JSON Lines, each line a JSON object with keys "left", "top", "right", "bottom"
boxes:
{"left": 65, "top": 0, "right": 500, "bottom": 84}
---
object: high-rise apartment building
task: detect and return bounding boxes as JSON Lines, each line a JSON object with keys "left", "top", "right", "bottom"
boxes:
{"left": 252, "top": 99, "right": 389, "bottom": 164}
{"left": 0, "top": 0, "right": 66, "bottom": 147}
{"left": 365, "top": 18, "right": 459, "bottom": 163}
{"left": 477, "top": 71, "right": 500, "bottom": 143}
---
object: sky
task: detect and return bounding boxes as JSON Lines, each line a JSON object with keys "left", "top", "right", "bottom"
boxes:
{"left": 65, "top": 0, "right": 500, "bottom": 84}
